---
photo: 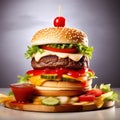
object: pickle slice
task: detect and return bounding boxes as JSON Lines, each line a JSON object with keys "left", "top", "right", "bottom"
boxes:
{"left": 62, "top": 74, "right": 87, "bottom": 82}
{"left": 62, "top": 74, "right": 76, "bottom": 82}
{"left": 41, "top": 74, "right": 58, "bottom": 80}
{"left": 41, "top": 97, "right": 60, "bottom": 106}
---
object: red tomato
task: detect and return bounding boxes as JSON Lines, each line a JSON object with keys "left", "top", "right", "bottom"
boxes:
{"left": 78, "top": 68, "right": 88, "bottom": 75}
{"left": 54, "top": 68, "right": 67, "bottom": 77}
{"left": 67, "top": 69, "right": 88, "bottom": 78}
{"left": 81, "top": 81, "right": 87, "bottom": 87}
{"left": 41, "top": 45, "right": 77, "bottom": 53}
{"left": 42, "top": 68, "right": 54, "bottom": 74}
{"left": 87, "top": 89, "right": 103, "bottom": 97}
{"left": 53, "top": 16, "right": 65, "bottom": 27}
{"left": 26, "top": 70, "right": 43, "bottom": 76}
{"left": 26, "top": 68, "right": 67, "bottom": 76}
{"left": 67, "top": 70, "right": 80, "bottom": 78}
{"left": 79, "top": 95, "right": 95, "bottom": 102}
{"left": 26, "top": 68, "right": 89, "bottom": 79}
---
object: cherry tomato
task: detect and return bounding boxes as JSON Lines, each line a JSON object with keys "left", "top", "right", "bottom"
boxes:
{"left": 41, "top": 45, "right": 77, "bottom": 53}
{"left": 79, "top": 95, "right": 95, "bottom": 102}
{"left": 87, "top": 89, "right": 103, "bottom": 97}
{"left": 53, "top": 16, "right": 65, "bottom": 27}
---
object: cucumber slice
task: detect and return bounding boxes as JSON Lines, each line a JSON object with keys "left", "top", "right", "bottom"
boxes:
{"left": 42, "top": 97, "right": 60, "bottom": 106}
{"left": 62, "top": 74, "right": 76, "bottom": 82}
{"left": 41, "top": 74, "right": 58, "bottom": 80}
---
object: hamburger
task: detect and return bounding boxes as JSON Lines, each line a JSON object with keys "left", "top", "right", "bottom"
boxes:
{"left": 1, "top": 16, "right": 118, "bottom": 112}
{"left": 24, "top": 27, "right": 94, "bottom": 97}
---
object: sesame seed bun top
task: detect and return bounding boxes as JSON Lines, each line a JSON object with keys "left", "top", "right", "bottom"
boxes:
{"left": 31, "top": 27, "right": 88, "bottom": 46}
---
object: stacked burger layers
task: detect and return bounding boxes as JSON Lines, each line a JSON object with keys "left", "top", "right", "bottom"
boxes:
{"left": 25, "top": 27, "right": 94, "bottom": 97}
{"left": 21, "top": 26, "right": 96, "bottom": 102}
{"left": 3, "top": 17, "right": 117, "bottom": 112}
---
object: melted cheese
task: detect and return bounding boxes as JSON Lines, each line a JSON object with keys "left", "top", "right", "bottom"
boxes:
{"left": 33, "top": 50, "right": 83, "bottom": 62}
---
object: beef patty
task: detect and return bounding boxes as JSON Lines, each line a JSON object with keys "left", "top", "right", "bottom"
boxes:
{"left": 31, "top": 55, "right": 88, "bottom": 70}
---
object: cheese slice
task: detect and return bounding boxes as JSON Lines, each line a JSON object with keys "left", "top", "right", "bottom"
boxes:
{"left": 29, "top": 76, "right": 47, "bottom": 86}
{"left": 33, "top": 50, "right": 84, "bottom": 62}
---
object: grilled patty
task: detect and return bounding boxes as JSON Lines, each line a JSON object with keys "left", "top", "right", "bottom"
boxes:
{"left": 31, "top": 55, "right": 88, "bottom": 70}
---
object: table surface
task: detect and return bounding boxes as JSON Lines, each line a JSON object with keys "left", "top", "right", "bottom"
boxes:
{"left": 0, "top": 88, "right": 120, "bottom": 120}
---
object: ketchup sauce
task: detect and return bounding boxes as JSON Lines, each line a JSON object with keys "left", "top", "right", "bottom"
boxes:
{"left": 10, "top": 83, "right": 36, "bottom": 103}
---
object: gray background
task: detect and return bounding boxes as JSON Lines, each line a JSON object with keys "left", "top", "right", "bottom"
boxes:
{"left": 0, "top": 0, "right": 120, "bottom": 87}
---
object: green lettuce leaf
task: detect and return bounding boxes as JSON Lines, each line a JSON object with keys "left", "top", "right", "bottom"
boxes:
{"left": 76, "top": 43, "right": 93, "bottom": 59}
{"left": 47, "top": 43, "right": 94, "bottom": 58}
{"left": 25, "top": 46, "right": 44, "bottom": 59}
{"left": 8, "top": 91, "right": 14, "bottom": 96}
{"left": 99, "top": 84, "right": 119, "bottom": 102}
{"left": 104, "top": 91, "right": 119, "bottom": 102}
{"left": 17, "top": 74, "right": 31, "bottom": 83}
{"left": 87, "top": 71, "right": 97, "bottom": 79}
{"left": 24, "top": 44, "right": 93, "bottom": 59}
{"left": 47, "top": 44, "right": 74, "bottom": 49}
{"left": 100, "top": 84, "right": 111, "bottom": 92}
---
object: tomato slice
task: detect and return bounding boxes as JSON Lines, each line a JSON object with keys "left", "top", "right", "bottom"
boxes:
{"left": 79, "top": 95, "right": 95, "bottom": 102}
{"left": 26, "top": 68, "right": 67, "bottom": 76}
{"left": 67, "top": 70, "right": 80, "bottom": 78}
{"left": 78, "top": 68, "right": 88, "bottom": 75}
{"left": 26, "top": 70, "right": 43, "bottom": 76}
{"left": 54, "top": 68, "right": 68, "bottom": 77}
{"left": 41, "top": 45, "right": 78, "bottom": 53}
{"left": 81, "top": 81, "right": 87, "bottom": 87}
{"left": 87, "top": 89, "right": 103, "bottom": 97}
{"left": 26, "top": 68, "right": 89, "bottom": 80}
{"left": 67, "top": 68, "right": 88, "bottom": 78}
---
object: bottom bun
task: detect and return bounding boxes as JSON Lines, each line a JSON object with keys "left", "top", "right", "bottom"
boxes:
{"left": 35, "top": 86, "right": 89, "bottom": 96}
{"left": 35, "top": 84, "right": 92, "bottom": 96}
{"left": 4, "top": 101, "right": 115, "bottom": 112}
